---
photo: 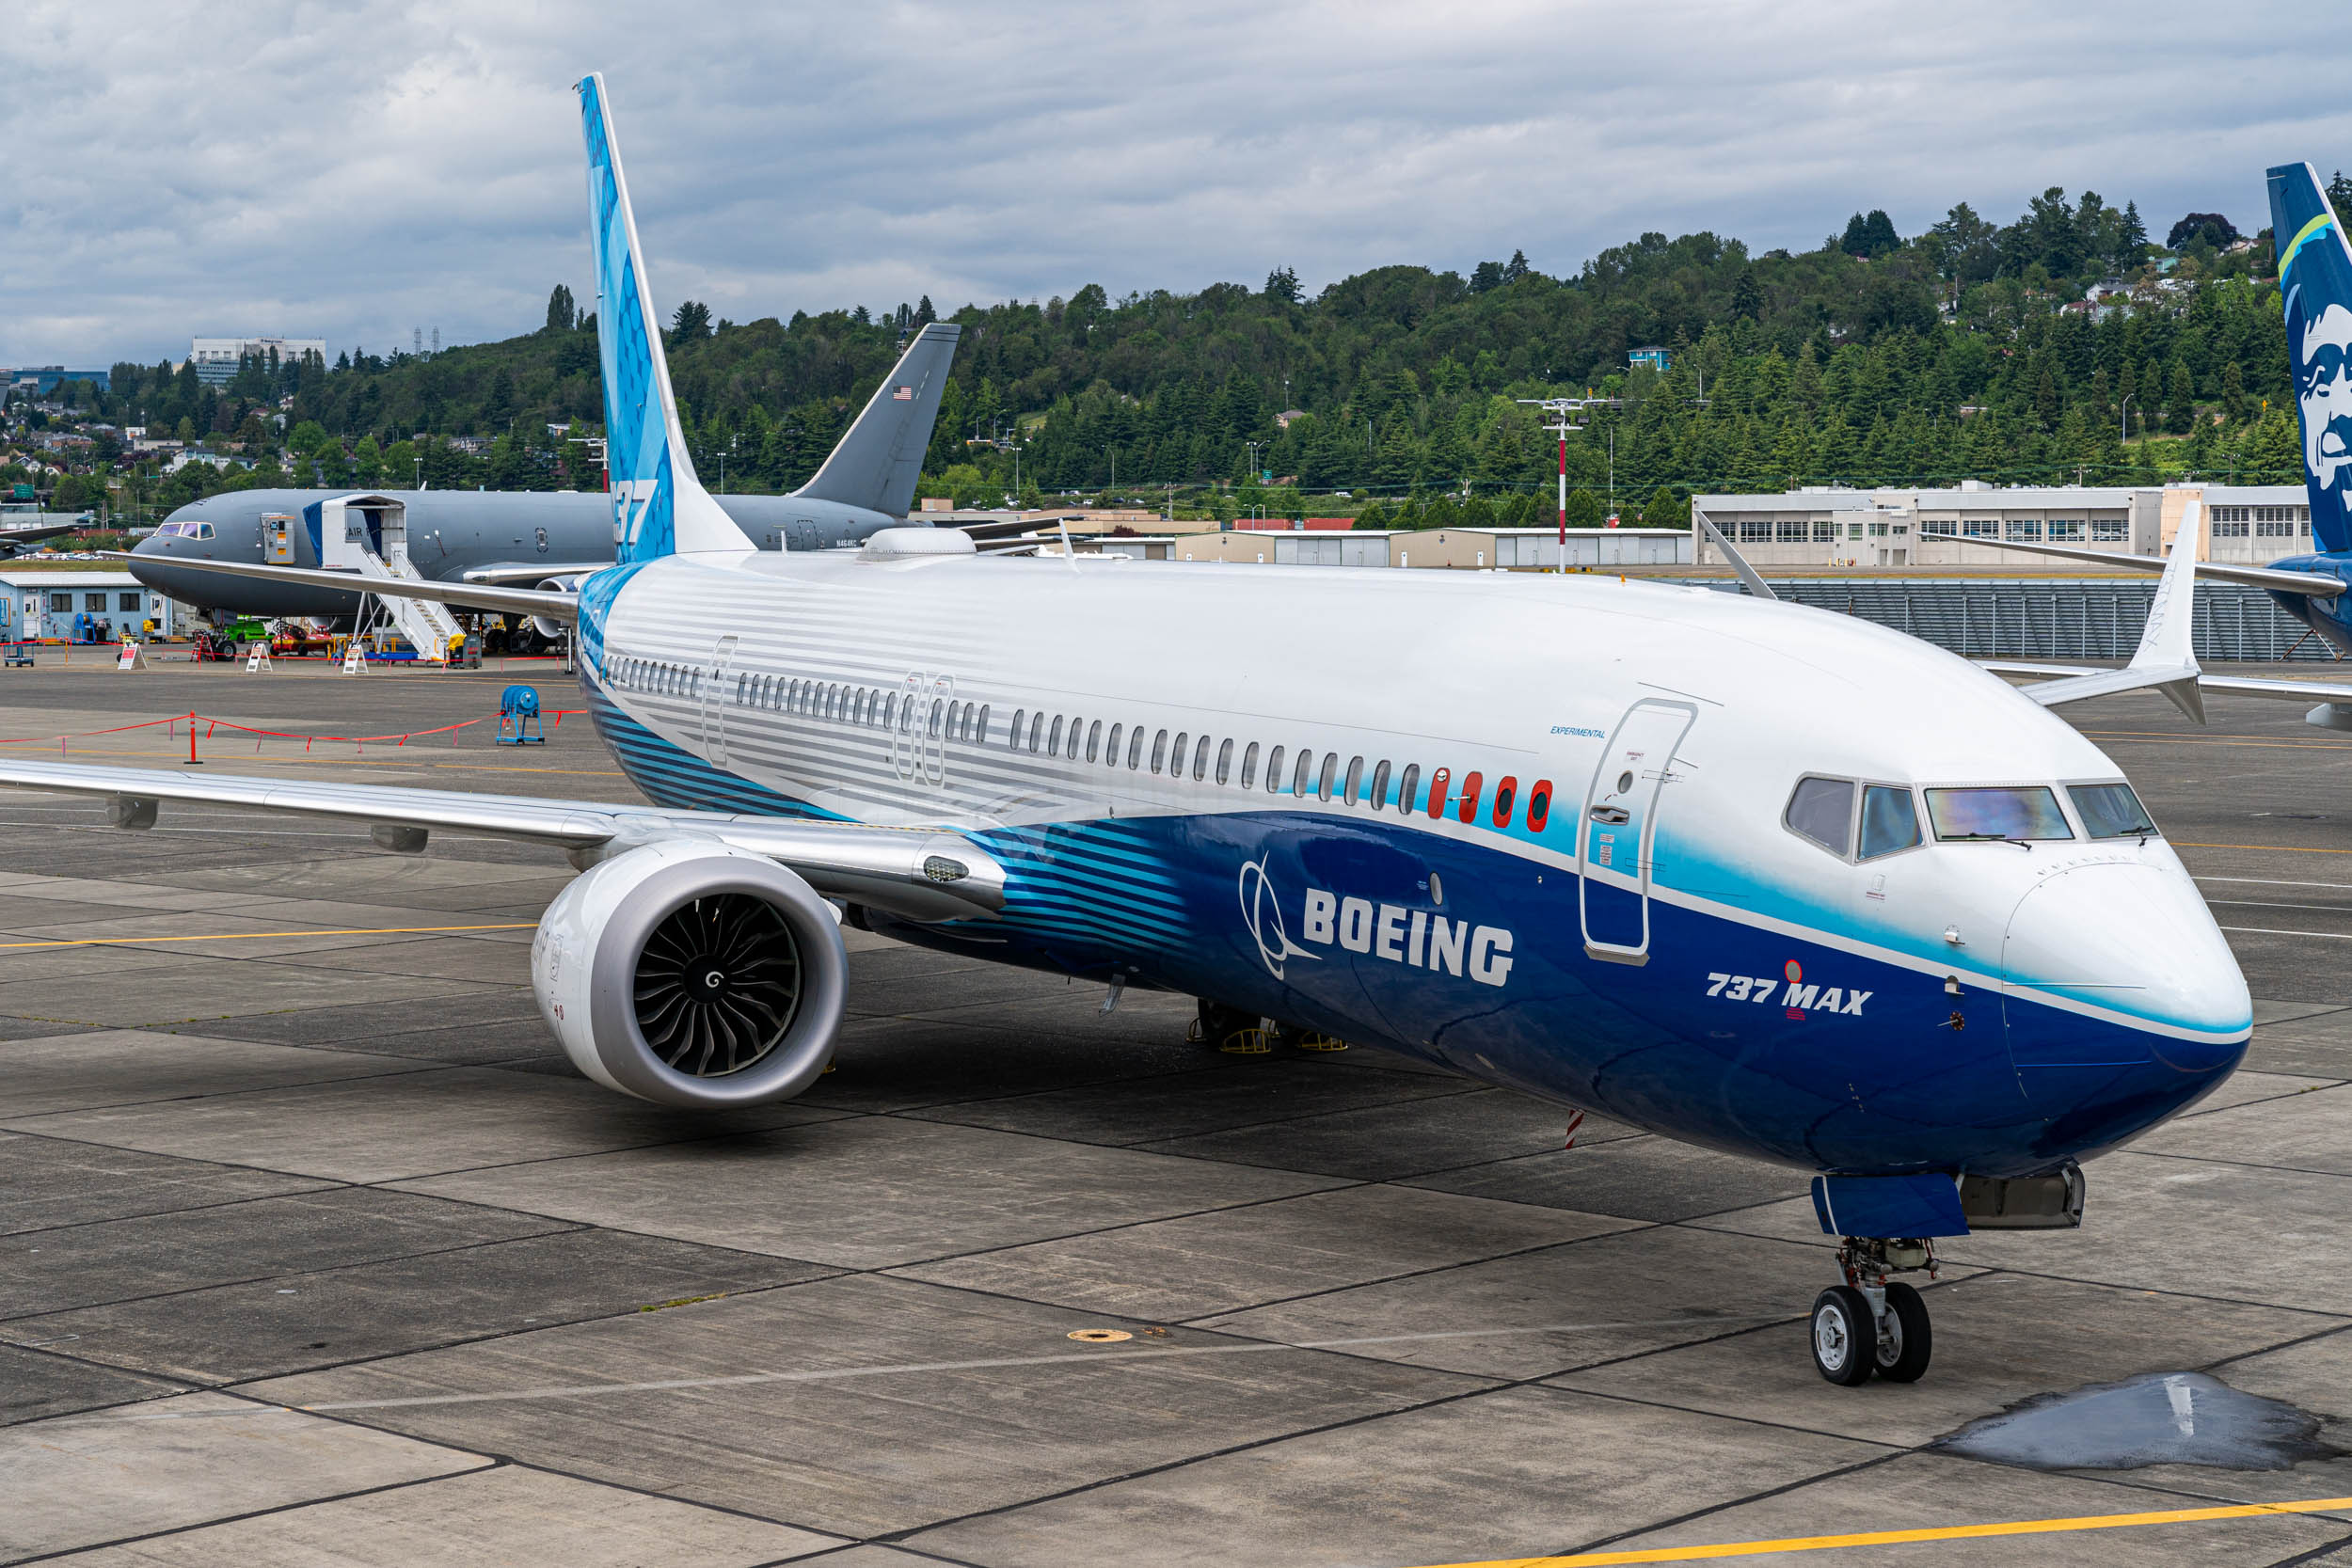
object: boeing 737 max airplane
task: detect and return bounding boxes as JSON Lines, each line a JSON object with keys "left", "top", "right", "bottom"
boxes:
{"left": 8, "top": 75, "right": 2257, "bottom": 1388}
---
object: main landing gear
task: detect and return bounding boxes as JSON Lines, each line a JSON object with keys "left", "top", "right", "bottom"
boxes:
{"left": 1809, "top": 1237, "right": 1935, "bottom": 1386}
{"left": 1188, "top": 998, "right": 1345, "bottom": 1055}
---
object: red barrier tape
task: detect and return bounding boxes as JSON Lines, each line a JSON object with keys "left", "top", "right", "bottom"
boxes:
{"left": 0, "top": 705, "right": 595, "bottom": 753}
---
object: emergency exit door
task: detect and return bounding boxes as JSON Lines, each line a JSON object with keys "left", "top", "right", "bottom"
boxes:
{"left": 704, "top": 636, "right": 739, "bottom": 767}
{"left": 1578, "top": 700, "right": 1696, "bottom": 964}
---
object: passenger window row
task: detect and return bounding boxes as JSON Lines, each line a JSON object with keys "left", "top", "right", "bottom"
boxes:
{"left": 610, "top": 655, "right": 702, "bottom": 700}
{"left": 1001, "top": 709, "right": 1556, "bottom": 832}
{"left": 727, "top": 670, "right": 990, "bottom": 743}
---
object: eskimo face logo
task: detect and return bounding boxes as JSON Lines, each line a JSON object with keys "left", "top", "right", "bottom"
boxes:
{"left": 2299, "top": 303, "right": 2352, "bottom": 495}
{"left": 1238, "top": 858, "right": 1317, "bottom": 980}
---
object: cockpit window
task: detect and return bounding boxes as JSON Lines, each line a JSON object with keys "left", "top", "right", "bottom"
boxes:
{"left": 1785, "top": 776, "right": 1854, "bottom": 855}
{"left": 2070, "top": 782, "right": 2157, "bottom": 839}
{"left": 1858, "top": 785, "right": 1921, "bottom": 859}
{"left": 1926, "top": 786, "right": 2074, "bottom": 842}
{"left": 155, "top": 520, "right": 212, "bottom": 539}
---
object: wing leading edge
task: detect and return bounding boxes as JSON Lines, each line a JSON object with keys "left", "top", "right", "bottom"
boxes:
{"left": 0, "top": 759, "right": 1005, "bottom": 923}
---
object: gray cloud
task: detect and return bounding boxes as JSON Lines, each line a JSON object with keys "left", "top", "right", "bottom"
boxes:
{"left": 7, "top": 0, "right": 2350, "bottom": 367}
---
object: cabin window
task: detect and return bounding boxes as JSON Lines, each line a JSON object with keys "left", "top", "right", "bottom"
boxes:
{"left": 736, "top": 673, "right": 748, "bottom": 705}
{"left": 1151, "top": 729, "right": 1168, "bottom": 772}
{"left": 930, "top": 698, "right": 945, "bottom": 737}
{"left": 1029, "top": 711, "right": 1046, "bottom": 752}
{"left": 1318, "top": 753, "right": 1338, "bottom": 800}
{"left": 1343, "top": 755, "right": 1364, "bottom": 804}
{"left": 1264, "top": 745, "right": 1284, "bottom": 791}
{"left": 1457, "top": 770, "right": 1483, "bottom": 824}
{"left": 1426, "top": 767, "right": 1450, "bottom": 818}
{"left": 1241, "top": 741, "right": 1259, "bottom": 789}
{"left": 2069, "top": 782, "right": 2157, "bottom": 839}
{"left": 1106, "top": 722, "right": 1123, "bottom": 764}
{"left": 1194, "top": 735, "right": 1212, "bottom": 780}
{"left": 1859, "top": 784, "right": 1921, "bottom": 857}
{"left": 1527, "top": 779, "right": 1552, "bottom": 832}
{"left": 1127, "top": 724, "right": 1146, "bottom": 768}
{"left": 1926, "top": 785, "right": 2074, "bottom": 843}
{"left": 976, "top": 704, "right": 989, "bottom": 741}
{"left": 1786, "top": 776, "right": 1856, "bottom": 855}
{"left": 1293, "top": 749, "right": 1314, "bottom": 797}
{"left": 1370, "top": 760, "right": 1391, "bottom": 810}
{"left": 1398, "top": 764, "right": 1421, "bottom": 816}
{"left": 1049, "top": 715, "right": 1065, "bottom": 754}
{"left": 945, "top": 700, "right": 961, "bottom": 736}
{"left": 1492, "top": 775, "right": 1518, "bottom": 827}
{"left": 1010, "top": 709, "right": 1026, "bottom": 748}
{"left": 1171, "top": 733, "right": 1189, "bottom": 777}
{"left": 1216, "top": 738, "right": 1233, "bottom": 784}
{"left": 1087, "top": 721, "right": 1102, "bottom": 762}
{"left": 1068, "top": 719, "right": 1084, "bottom": 760}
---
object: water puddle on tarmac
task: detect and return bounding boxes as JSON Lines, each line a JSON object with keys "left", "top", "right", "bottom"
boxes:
{"left": 1937, "top": 1371, "right": 2338, "bottom": 1471}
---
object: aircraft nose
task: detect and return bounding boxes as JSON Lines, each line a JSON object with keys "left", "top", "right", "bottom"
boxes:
{"left": 2001, "top": 862, "right": 2250, "bottom": 1127}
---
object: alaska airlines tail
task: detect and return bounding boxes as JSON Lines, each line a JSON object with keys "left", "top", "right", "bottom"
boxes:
{"left": 578, "top": 73, "right": 754, "bottom": 563}
{"left": 797, "top": 322, "right": 962, "bottom": 520}
{"left": 2268, "top": 162, "right": 2352, "bottom": 554}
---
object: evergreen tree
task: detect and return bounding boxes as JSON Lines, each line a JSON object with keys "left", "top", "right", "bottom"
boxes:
{"left": 544, "top": 284, "right": 576, "bottom": 335}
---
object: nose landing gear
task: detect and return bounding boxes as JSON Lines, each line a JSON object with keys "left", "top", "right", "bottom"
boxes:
{"left": 1809, "top": 1237, "right": 1936, "bottom": 1386}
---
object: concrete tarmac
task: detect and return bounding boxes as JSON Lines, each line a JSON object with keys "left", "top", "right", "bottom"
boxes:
{"left": 0, "top": 651, "right": 2349, "bottom": 1565}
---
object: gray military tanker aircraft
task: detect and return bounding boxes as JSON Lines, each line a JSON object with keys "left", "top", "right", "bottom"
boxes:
{"left": 128, "top": 321, "right": 960, "bottom": 635}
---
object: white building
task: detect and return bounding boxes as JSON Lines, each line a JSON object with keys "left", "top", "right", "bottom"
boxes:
{"left": 1692, "top": 483, "right": 2313, "bottom": 569}
{"left": 187, "top": 337, "right": 328, "bottom": 387}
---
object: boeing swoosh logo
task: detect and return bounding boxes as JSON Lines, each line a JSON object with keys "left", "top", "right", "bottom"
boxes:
{"left": 1239, "top": 857, "right": 1317, "bottom": 980}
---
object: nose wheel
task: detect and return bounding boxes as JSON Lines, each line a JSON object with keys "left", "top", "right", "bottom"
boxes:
{"left": 1808, "top": 1239, "right": 1936, "bottom": 1386}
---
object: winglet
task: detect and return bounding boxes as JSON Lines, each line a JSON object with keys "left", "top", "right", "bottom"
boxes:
{"left": 578, "top": 73, "right": 753, "bottom": 562}
{"left": 1692, "top": 506, "right": 1778, "bottom": 602}
{"left": 2010, "top": 503, "right": 2205, "bottom": 721}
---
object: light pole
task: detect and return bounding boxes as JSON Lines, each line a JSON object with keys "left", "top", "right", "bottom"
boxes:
{"left": 1244, "top": 440, "right": 1265, "bottom": 484}
{"left": 2120, "top": 394, "right": 2134, "bottom": 444}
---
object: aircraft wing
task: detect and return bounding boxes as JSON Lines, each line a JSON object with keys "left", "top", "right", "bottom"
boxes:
{"left": 99, "top": 552, "right": 578, "bottom": 622}
{"left": 0, "top": 523, "right": 85, "bottom": 554}
{"left": 0, "top": 758, "right": 1005, "bottom": 922}
{"left": 460, "top": 561, "right": 609, "bottom": 585}
{"left": 1946, "top": 533, "right": 2344, "bottom": 596}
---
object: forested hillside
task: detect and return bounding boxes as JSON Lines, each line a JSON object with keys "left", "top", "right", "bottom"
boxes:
{"left": 77, "top": 182, "right": 2326, "bottom": 519}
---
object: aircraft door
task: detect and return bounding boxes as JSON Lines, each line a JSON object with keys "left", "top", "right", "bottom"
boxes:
{"left": 1578, "top": 700, "right": 1696, "bottom": 965}
{"left": 705, "top": 636, "right": 739, "bottom": 766}
{"left": 262, "top": 515, "right": 295, "bottom": 564}
{"left": 791, "top": 519, "right": 821, "bottom": 551}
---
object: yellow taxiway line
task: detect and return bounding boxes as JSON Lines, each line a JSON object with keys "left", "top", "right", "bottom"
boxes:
{"left": 0, "top": 923, "right": 537, "bottom": 952}
{"left": 1416, "top": 1496, "right": 2352, "bottom": 1567}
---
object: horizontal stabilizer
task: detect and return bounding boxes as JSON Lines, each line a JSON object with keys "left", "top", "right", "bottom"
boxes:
{"left": 99, "top": 552, "right": 579, "bottom": 623}
{"left": 1947, "top": 532, "right": 2344, "bottom": 596}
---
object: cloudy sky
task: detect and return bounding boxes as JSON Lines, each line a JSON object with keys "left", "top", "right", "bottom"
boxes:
{"left": 6, "top": 0, "right": 2348, "bottom": 368}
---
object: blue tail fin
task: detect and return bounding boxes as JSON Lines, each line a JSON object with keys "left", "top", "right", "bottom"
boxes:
{"left": 2268, "top": 162, "right": 2352, "bottom": 554}
{"left": 578, "top": 73, "right": 752, "bottom": 563}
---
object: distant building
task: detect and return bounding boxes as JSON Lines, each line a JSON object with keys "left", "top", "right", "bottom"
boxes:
{"left": 1693, "top": 482, "right": 2312, "bottom": 569}
{"left": 187, "top": 337, "right": 327, "bottom": 387}
{"left": 1627, "top": 345, "right": 1671, "bottom": 372}
{"left": 3, "top": 367, "right": 111, "bottom": 395}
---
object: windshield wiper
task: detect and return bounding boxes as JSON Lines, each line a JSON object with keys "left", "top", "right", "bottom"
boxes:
{"left": 1943, "top": 832, "right": 2033, "bottom": 850}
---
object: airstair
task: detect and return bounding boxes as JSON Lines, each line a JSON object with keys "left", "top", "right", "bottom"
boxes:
{"left": 315, "top": 494, "right": 463, "bottom": 663}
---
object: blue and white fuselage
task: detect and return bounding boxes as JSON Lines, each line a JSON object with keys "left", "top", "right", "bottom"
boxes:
{"left": 572, "top": 539, "right": 2250, "bottom": 1181}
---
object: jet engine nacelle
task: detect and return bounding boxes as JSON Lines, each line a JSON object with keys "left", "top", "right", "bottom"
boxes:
{"left": 532, "top": 576, "right": 586, "bottom": 641}
{"left": 532, "top": 840, "right": 847, "bottom": 1107}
